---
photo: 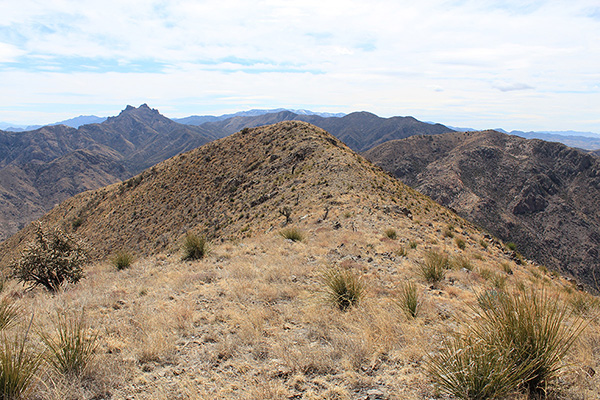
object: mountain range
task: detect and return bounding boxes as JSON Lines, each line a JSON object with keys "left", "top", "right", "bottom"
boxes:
{"left": 365, "top": 130, "right": 600, "bottom": 288}
{"left": 0, "top": 105, "right": 449, "bottom": 241}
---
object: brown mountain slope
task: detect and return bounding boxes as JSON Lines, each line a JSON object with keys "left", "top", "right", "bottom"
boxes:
{"left": 0, "top": 105, "right": 218, "bottom": 241}
{"left": 199, "top": 111, "right": 454, "bottom": 152}
{"left": 1, "top": 122, "right": 598, "bottom": 399}
{"left": 2, "top": 121, "right": 471, "bottom": 264}
{"left": 364, "top": 130, "right": 600, "bottom": 288}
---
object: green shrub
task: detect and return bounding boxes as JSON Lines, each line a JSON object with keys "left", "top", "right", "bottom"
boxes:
{"left": 397, "top": 281, "right": 419, "bottom": 318}
{"left": 473, "top": 289, "right": 586, "bottom": 397}
{"left": 418, "top": 251, "right": 448, "bottom": 284}
{"left": 181, "top": 232, "right": 208, "bottom": 260}
{"left": 11, "top": 223, "right": 88, "bottom": 291}
{"left": 112, "top": 250, "right": 134, "bottom": 270}
{"left": 323, "top": 268, "right": 364, "bottom": 311}
{"left": 0, "top": 298, "right": 19, "bottom": 331}
{"left": 428, "top": 335, "right": 528, "bottom": 400}
{"left": 505, "top": 242, "right": 517, "bottom": 251}
{"left": 40, "top": 311, "right": 98, "bottom": 377}
{"left": 279, "top": 227, "right": 304, "bottom": 242}
{"left": 384, "top": 228, "right": 397, "bottom": 240}
{"left": 0, "top": 320, "right": 41, "bottom": 399}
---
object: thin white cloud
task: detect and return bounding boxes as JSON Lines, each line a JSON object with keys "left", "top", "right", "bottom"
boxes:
{"left": 0, "top": 0, "right": 598, "bottom": 132}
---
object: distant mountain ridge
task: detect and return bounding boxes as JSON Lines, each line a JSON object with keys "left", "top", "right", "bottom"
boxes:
{"left": 0, "top": 104, "right": 217, "bottom": 241}
{"left": 365, "top": 130, "right": 600, "bottom": 288}
{"left": 172, "top": 108, "right": 345, "bottom": 125}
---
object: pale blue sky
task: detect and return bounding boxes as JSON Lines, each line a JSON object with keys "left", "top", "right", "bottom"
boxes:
{"left": 1, "top": 0, "right": 599, "bottom": 132}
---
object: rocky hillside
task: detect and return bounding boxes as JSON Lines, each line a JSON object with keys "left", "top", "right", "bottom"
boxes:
{"left": 198, "top": 111, "right": 453, "bottom": 152}
{"left": 1, "top": 121, "right": 452, "bottom": 262}
{"left": 365, "top": 130, "right": 600, "bottom": 288}
{"left": 0, "top": 104, "right": 217, "bottom": 241}
{"left": 1, "top": 122, "right": 597, "bottom": 400}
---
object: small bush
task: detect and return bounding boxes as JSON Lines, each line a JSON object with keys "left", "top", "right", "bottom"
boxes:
{"left": 409, "top": 240, "right": 418, "bottom": 249}
{"left": 500, "top": 262, "right": 513, "bottom": 275}
{"left": 0, "top": 321, "right": 41, "bottom": 399}
{"left": 479, "top": 239, "right": 488, "bottom": 250}
{"left": 394, "top": 247, "right": 407, "bottom": 258}
{"left": 323, "top": 267, "right": 364, "bottom": 311}
{"left": 384, "top": 228, "right": 397, "bottom": 240}
{"left": 112, "top": 250, "right": 134, "bottom": 270}
{"left": 0, "top": 298, "right": 19, "bottom": 331}
{"left": 473, "top": 289, "right": 586, "bottom": 397}
{"left": 40, "top": 311, "right": 98, "bottom": 377}
{"left": 11, "top": 223, "right": 88, "bottom": 291}
{"left": 455, "top": 237, "right": 466, "bottom": 250}
{"left": 280, "top": 227, "right": 304, "bottom": 242}
{"left": 181, "top": 232, "right": 208, "bottom": 260}
{"left": 419, "top": 250, "right": 448, "bottom": 284}
{"left": 505, "top": 242, "right": 517, "bottom": 251}
{"left": 428, "top": 335, "right": 527, "bottom": 400}
{"left": 453, "top": 255, "right": 473, "bottom": 271}
{"left": 397, "top": 281, "right": 419, "bottom": 318}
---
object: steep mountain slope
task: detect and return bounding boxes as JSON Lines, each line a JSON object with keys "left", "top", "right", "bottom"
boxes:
{"left": 0, "top": 105, "right": 217, "bottom": 241}
{"left": 365, "top": 130, "right": 600, "bottom": 288}
{"left": 1, "top": 122, "right": 597, "bottom": 400}
{"left": 200, "top": 111, "right": 454, "bottom": 151}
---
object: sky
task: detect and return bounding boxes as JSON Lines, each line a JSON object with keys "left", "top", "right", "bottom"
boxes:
{"left": 1, "top": 0, "right": 599, "bottom": 132}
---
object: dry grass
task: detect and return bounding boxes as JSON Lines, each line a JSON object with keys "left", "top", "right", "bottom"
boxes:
{"left": 0, "top": 202, "right": 597, "bottom": 400}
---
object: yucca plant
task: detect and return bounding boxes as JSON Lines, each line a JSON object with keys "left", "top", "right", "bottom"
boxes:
{"left": 418, "top": 250, "right": 448, "bottom": 284}
{"left": 397, "top": 281, "right": 419, "bottom": 318}
{"left": 0, "top": 318, "right": 41, "bottom": 399}
{"left": 279, "top": 227, "right": 304, "bottom": 242}
{"left": 428, "top": 335, "right": 528, "bottom": 400}
{"left": 112, "top": 250, "right": 134, "bottom": 270}
{"left": 40, "top": 311, "right": 98, "bottom": 377}
{"left": 473, "top": 289, "right": 586, "bottom": 397}
{"left": 0, "top": 298, "right": 19, "bottom": 332}
{"left": 181, "top": 232, "right": 208, "bottom": 261}
{"left": 322, "top": 267, "right": 364, "bottom": 311}
{"left": 384, "top": 228, "right": 397, "bottom": 240}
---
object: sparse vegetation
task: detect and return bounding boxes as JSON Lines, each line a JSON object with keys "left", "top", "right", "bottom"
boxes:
{"left": 501, "top": 262, "right": 513, "bottom": 275}
{"left": 419, "top": 250, "right": 448, "bottom": 283}
{"left": 279, "top": 227, "right": 304, "bottom": 242}
{"left": 0, "top": 319, "right": 40, "bottom": 400}
{"left": 0, "top": 298, "right": 19, "bottom": 331}
{"left": 397, "top": 281, "right": 419, "bottom": 318}
{"left": 11, "top": 223, "right": 88, "bottom": 291}
{"left": 322, "top": 267, "right": 364, "bottom": 311}
{"left": 409, "top": 240, "right": 418, "bottom": 249}
{"left": 452, "top": 255, "right": 473, "bottom": 271}
{"left": 506, "top": 242, "right": 517, "bottom": 251}
{"left": 40, "top": 311, "right": 98, "bottom": 377}
{"left": 112, "top": 250, "right": 134, "bottom": 270}
{"left": 479, "top": 239, "right": 488, "bottom": 249}
{"left": 432, "top": 289, "right": 586, "bottom": 399}
{"left": 384, "top": 228, "right": 397, "bottom": 239}
{"left": 455, "top": 237, "right": 466, "bottom": 250}
{"left": 181, "top": 232, "right": 208, "bottom": 260}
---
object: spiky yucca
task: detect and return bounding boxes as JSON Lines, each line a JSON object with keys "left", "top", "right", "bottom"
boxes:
{"left": 40, "top": 311, "right": 98, "bottom": 377}
{"left": 181, "top": 232, "right": 208, "bottom": 261}
{"left": 323, "top": 268, "right": 364, "bottom": 312}
{"left": 397, "top": 281, "right": 419, "bottom": 318}
{"left": 112, "top": 250, "right": 134, "bottom": 270}
{"left": 418, "top": 250, "right": 448, "bottom": 284}
{"left": 0, "top": 299, "right": 19, "bottom": 332}
{"left": 279, "top": 227, "right": 304, "bottom": 242}
{"left": 0, "top": 320, "right": 40, "bottom": 399}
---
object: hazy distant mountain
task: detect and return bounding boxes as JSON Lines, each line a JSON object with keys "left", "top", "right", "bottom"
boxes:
{"left": 0, "top": 115, "right": 107, "bottom": 131}
{"left": 173, "top": 108, "right": 345, "bottom": 126}
{"left": 0, "top": 104, "right": 217, "bottom": 241}
{"left": 200, "top": 110, "right": 454, "bottom": 152}
{"left": 365, "top": 130, "right": 600, "bottom": 288}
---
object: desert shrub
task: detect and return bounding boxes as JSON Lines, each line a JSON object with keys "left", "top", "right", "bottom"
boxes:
{"left": 394, "top": 246, "right": 407, "bottom": 257}
{"left": 40, "top": 311, "right": 98, "bottom": 377}
{"left": 432, "top": 289, "right": 585, "bottom": 398}
{"left": 418, "top": 250, "right": 448, "bottom": 283}
{"left": 506, "top": 242, "right": 517, "bottom": 251}
{"left": 453, "top": 255, "right": 473, "bottom": 271}
{"left": 479, "top": 239, "right": 488, "bottom": 249}
{"left": 455, "top": 237, "right": 466, "bottom": 250}
{"left": 409, "top": 240, "right": 418, "bottom": 249}
{"left": 11, "top": 223, "right": 88, "bottom": 292}
{"left": 322, "top": 267, "right": 364, "bottom": 311}
{"left": 429, "top": 335, "right": 527, "bottom": 400}
{"left": 112, "top": 250, "right": 134, "bottom": 270}
{"left": 0, "top": 321, "right": 41, "bottom": 399}
{"left": 384, "top": 228, "right": 397, "bottom": 240}
{"left": 279, "top": 227, "right": 304, "bottom": 242}
{"left": 397, "top": 281, "right": 419, "bottom": 318}
{"left": 181, "top": 232, "right": 208, "bottom": 260}
{"left": 501, "top": 262, "right": 513, "bottom": 275}
{"left": 473, "top": 289, "right": 586, "bottom": 397}
{"left": 0, "top": 299, "right": 19, "bottom": 332}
